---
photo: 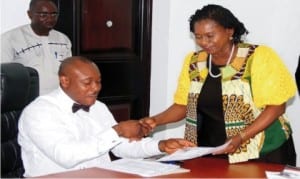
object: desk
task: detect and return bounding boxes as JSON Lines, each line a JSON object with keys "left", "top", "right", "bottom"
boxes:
{"left": 37, "top": 157, "right": 284, "bottom": 178}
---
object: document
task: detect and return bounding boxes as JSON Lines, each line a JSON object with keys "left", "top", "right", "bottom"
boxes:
{"left": 157, "top": 140, "right": 231, "bottom": 162}
{"left": 99, "top": 158, "right": 190, "bottom": 177}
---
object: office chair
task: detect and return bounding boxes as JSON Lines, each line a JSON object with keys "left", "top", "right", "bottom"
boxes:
{"left": 1, "top": 63, "right": 39, "bottom": 178}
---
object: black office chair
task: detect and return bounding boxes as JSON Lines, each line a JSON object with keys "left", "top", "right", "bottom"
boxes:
{"left": 1, "top": 63, "right": 39, "bottom": 178}
{"left": 296, "top": 55, "right": 300, "bottom": 95}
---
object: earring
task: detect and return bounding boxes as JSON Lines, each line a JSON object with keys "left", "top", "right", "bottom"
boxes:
{"left": 229, "top": 36, "right": 233, "bottom": 40}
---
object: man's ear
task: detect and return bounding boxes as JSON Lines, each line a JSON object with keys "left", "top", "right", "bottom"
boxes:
{"left": 59, "top": 75, "right": 70, "bottom": 88}
{"left": 27, "top": 10, "right": 33, "bottom": 20}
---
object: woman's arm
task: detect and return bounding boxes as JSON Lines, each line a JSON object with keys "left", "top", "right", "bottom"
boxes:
{"left": 140, "top": 104, "right": 187, "bottom": 129}
{"left": 217, "top": 103, "right": 286, "bottom": 154}
{"left": 241, "top": 103, "right": 286, "bottom": 141}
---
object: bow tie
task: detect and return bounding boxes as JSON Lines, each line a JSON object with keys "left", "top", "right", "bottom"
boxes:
{"left": 72, "top": 103, "right": 90, "bottom": 113}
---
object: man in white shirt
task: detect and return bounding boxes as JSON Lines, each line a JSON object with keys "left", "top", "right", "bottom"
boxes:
{"left": 18, "top": 56, "right": 195, "bottom": 177}
{"left": 1, "top": 0, "right": 72, "bottom": 95}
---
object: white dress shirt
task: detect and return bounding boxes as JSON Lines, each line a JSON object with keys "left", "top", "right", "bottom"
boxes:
{"left": 18, "top": 87, "right": 162, "bottom": 177}
{"left": 1, "top": 24, "right": 72, "bottom": 95}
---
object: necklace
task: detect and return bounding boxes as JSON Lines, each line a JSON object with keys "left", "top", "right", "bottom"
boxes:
{"left": 208, "top": 44, "right": 235, "bottom": 78}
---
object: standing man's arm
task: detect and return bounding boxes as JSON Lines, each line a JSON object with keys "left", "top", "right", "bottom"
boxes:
{"left": 65, "top": 35, "right": 72, "bottom": 57}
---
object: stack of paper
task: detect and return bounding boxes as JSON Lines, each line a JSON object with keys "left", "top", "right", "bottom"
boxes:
{"left": 99, "top": 158, "right": 190, "bottom": 177}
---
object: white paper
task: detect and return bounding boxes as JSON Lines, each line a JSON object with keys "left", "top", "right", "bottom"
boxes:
{"left": 157, "top": 140, "right": 231, "bottom": 162}
{"left": 99, "top": 158, "right": 189, "bottom": 177}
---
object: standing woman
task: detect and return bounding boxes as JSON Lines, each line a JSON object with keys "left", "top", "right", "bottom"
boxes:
{"left": 141, "top": 4, "right": 297, "bottom": 165}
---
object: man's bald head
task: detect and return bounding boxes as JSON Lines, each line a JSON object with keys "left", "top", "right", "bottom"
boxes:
{"left": 29, "top": 0, "right": 56, "bottom": 11}
{"left": 58, "top": 56, "right": 101, "bottom": 106}
{"left": 58, "top": 56, "right": 97, "bottom": 76}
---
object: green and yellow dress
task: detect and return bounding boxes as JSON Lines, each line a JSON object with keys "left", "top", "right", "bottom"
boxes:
{"left": 174, "top": 43, "right": 296, "bottom": 163}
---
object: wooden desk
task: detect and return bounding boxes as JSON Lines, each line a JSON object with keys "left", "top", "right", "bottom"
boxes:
{"left": 37, "top": 157, "right": 284, "bottom": 178}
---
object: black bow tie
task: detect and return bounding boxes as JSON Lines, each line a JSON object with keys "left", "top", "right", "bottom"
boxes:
{"left": 72, "top": 103, "right": 90, "bottom": 113}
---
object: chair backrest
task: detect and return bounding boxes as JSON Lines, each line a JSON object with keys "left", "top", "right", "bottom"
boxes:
{"left": 296, "top": 55, "right": 300, "bottom": 95}
{"left": 1, "top": 63, "right": 39, "bottom": 178}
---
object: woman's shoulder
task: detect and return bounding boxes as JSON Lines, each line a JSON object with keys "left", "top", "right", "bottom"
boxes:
{"left": 251, "top": 44, "right": 281, "bottom": 61}
{"left": 255, "top": 44, "right": 275, "bottom": 52}
{"left": 236, "top": 43, "right": 279, "bottom": 60}
{"left": 238, "top": 43, "right": 275, "bottom": 53}
{"left": 184, "top": 50, "right": 208, "bottom": 63}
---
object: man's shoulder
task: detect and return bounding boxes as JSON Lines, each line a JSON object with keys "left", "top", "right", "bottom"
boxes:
{"left": 49, "top": 29, "right": 70, "bottom": 40}
{"left": 1, "top": 24, "right": 29, "bottom": 37}
{"left": 26, "top": 95, "right": 54, "bottom": 108}
{"left": 94, "top": 100, "right": 108, "bottom": 108}
{"left": 26, "top": 89, "right": 62, "bottom": 107}
{"left": 92, "top": 100, "right": 113, "bottom": 113}
{"left": 50, "top": 29, "right": 66, "bottom": 35}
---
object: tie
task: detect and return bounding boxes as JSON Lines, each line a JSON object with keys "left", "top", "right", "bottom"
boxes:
{"left": 72, "top": 103, "right": 90, "bottom": 113}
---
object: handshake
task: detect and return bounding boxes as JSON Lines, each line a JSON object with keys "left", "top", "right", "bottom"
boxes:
{"left": 112, "top": 117, "right": 155, "bottom": 139}
{"left": 112, "top": 118, "right": 196, "bottom": 154}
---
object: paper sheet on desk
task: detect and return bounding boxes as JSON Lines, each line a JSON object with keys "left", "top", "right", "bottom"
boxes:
{"left": 99, "top": 158, "right": 190, "bottom": 177}
{"left": 157, "top": 140, "right": 231, "bottom": 162}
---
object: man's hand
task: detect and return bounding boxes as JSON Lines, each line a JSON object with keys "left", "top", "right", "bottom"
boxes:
{"left": 158, "top": 138, "right": 196, "bottom": 154}
{"left": 113, "top": 120, "right": 145, "bottom": 140}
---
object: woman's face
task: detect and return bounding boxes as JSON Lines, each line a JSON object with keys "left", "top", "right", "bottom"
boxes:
{"left": 193, "top": 19, "right": 233, "bottom": 55}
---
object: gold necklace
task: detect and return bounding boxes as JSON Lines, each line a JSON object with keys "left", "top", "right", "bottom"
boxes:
{"left": 208, "top": 44, "right": 235, "bottom": 78}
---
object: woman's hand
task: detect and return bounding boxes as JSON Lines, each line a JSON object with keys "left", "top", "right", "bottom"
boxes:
{"left": 212, "top": 134, "right": 243, "bottom": 155}
{"left": 213, "top": 104, "right": 286, "bottom": 155}
{"left": 225, "top": 135, "right": 243, "bottom": 154}
{"left": 139, "top": 117, "right": 157, "bottom": 136}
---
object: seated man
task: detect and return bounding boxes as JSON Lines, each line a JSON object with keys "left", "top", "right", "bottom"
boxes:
{"left": 18, "top": 56, "right": 195, "bottom": 177}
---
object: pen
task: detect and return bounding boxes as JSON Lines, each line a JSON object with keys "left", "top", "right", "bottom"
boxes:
{"left": 160, "top": 161, "right": 183, "bottom": 165}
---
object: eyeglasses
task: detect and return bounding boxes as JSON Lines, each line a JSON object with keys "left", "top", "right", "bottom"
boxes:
{"left": 34, "top": 12, "right": 59, "bottom": 19}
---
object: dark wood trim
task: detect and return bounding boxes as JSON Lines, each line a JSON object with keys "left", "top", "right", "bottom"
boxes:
{"left": 139, "top": 0, "right": 152, "bottom": 116}
{"left": 55, "top": 0, "right": 152, "bottom": 120}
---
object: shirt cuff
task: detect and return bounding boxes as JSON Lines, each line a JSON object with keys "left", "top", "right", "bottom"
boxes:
{"left": 96, "top": 128, "right": 122, "bottom": 154}
{"left": 143, "top": 138, "right": 164, "bottom": 156}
